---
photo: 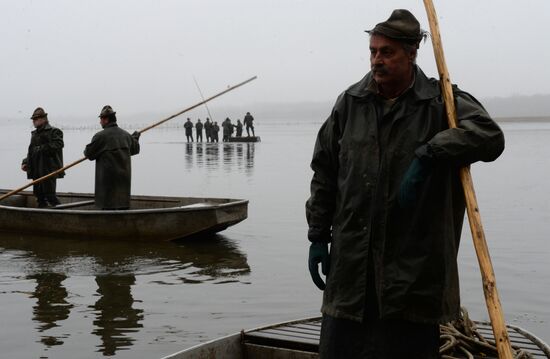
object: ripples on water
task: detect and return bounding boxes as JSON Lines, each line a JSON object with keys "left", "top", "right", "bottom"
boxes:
{"left": 0, "top": 120, "right": 549, "bottom": 358}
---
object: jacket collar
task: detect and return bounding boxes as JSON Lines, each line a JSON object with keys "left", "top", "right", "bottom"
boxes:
{"left": 33, "top": 123, "right": 52, "bottom": 133}
{"left": 103, "top": 122, "right": 118, "bottom": 129}
{"left": 345, "top": 65, "right": 440, "bottom": 101}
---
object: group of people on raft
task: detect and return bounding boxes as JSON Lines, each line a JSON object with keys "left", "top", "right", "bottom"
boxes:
{"left": 183, "top": 112, "right": 255, "bottom": 143}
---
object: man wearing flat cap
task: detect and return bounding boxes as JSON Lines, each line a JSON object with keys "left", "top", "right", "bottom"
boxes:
{"left": 84, "top": 105, "right": 140, "bottom": 210}
{"left": 21, "top": 107, "right": 64, "bottom": 208}
{"left": 306, "top": 9, "right": 504, "bottom": 358}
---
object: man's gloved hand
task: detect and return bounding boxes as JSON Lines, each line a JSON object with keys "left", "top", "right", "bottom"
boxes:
{"left": 398, "top": 157, "right": 432, "bottom": 209}
{"left": 308, "top": 242, "right": 330, "bottom": 290}
{"left": 131, "top": 131, "right": 141, "bottom": 140}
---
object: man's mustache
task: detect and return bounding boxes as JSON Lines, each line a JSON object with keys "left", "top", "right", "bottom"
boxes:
{"left": 372, "top": 65, "right": 389, "bottom": 75}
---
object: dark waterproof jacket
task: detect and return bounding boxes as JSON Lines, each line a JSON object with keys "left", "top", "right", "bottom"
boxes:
{"left": 84, "top": 123, "right": 140, "bottom": 209}
{"left": 184, "top": 121, "right": 193, "bottom": 135}
{"left": 244, "top": 114, "right": 254, "bottom": 127}
{"left": 196, "top": 122, "right": 203, "bottom": 133}
{"left": 306, "top": 66, "right": 505, "bottom": 324}
{"left": 204, "top": 121, "right": 212, "bottom": 136}
{"left": 22, "top": 124, "right": 65, "bottom": 180}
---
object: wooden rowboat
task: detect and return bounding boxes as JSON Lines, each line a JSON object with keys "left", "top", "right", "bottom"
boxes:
{"left": 160, "top": 317, "right": 550, "bottom": 359}
{"left": 227, "top": 136, "right": 261, "bottom": 143}
{"left": 0, "top": 190, "right": 248, "bottom": 241}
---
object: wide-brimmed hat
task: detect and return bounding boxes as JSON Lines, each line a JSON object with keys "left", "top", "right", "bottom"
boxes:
{"left": 30, "top": 107, "right": 48, "bottom": 119}
{"left": 98, "top": 105, "right": 116, "bottom": 118}
{"left": 365, "top": 9, "right": 425, "bottom": 47}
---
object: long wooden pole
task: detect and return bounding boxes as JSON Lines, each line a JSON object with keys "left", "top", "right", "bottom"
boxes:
{"left": 0, "top": 76, "right": 257, "bottom": 202}
{"left": 193, "top": 76, "right": 214, "bottom": 122}
{"left": 422, "top": 2, "right": 514, "bottom": 358}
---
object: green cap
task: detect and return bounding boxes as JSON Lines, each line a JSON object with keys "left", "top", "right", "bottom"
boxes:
{"left": 30, "top": 107, "right": 47, "bottom": 119}
{"left": 99, "top": 105, "right": 116, "bottom": 118}
{"left": 366, "top": 9, "right": 425, "bottom": 47}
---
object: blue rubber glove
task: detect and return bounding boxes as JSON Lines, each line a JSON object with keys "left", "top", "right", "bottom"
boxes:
{"left": 308, "top": 242, "right": 330, "bottom": 290}
{"left": 398, "top": 157, "right": 432, "bottom": 209}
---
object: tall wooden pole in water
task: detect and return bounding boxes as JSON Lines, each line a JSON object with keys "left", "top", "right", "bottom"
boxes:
{"left": 422, "top": 1, "right": 514, "bottom": 358}
{"left": 0, "top": 76, "right": 257, "bottom": 202}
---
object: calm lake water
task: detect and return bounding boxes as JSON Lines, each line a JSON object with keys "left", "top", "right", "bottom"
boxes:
{"left": 0, "top": 118, "right": 549, "bottom": 358}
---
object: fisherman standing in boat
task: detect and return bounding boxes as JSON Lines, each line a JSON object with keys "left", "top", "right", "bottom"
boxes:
{"left": 196, "top": 119, "right": 204, "bottom": 142}
{"left": 204, "top": 118, "right": 213, "bottom": 142}
{"left": 235, "top": 119, "right": 243, "bottom": 137}
{"left": 212, "top": 121, "right": 220, "bottom": 143}
{"left": 84, "top": 105, "right": 140, "bottom": 210}
{"left": 243, "top": 112, "right": 255, "bottom": 137}
{"left": 21, "top": 107, "right": 64, "bottom": 208}
{"left": 306, "top": 9, "right": 505, "bottom": 358}
{"left": 184, "top": 118, "right": 194, "bottom": 142}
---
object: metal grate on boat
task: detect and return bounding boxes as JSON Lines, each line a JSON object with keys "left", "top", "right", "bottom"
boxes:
{"left": 244, "top": 318, "right": 550, "bottom": 358}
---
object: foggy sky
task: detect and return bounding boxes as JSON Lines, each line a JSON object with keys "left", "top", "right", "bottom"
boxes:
{"left": 1, "top": 0, "right": 549, "bottom": 121}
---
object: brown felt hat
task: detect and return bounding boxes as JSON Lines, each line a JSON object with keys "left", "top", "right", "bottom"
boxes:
{"left": 30, "top": 107, "right": 47, "bottom": 119}
{"left": 366, "top": 9, "right": 425, "bottom": 47}
{"left": 98, "top": 105, "right": 116, "bottom": 118}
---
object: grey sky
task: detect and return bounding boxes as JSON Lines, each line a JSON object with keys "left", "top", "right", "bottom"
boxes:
{"left": 1, "top": 0, "right": 549, "bottom": 120}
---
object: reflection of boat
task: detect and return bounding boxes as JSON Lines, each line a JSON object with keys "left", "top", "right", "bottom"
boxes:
{"left": 0, "top": 233, "right": 250, "bottom": 356}
{"left": 0, "top": 190, "right": 248, "bottom": 241}
{"left": 161, "top": 317, "right": 550, "bottom": 359}
{"left": 227, "top": 136, "right": 261, "bottom": 143}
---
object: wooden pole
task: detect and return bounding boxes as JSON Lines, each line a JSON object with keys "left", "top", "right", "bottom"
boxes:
{"left": 0, "top": 76, "right": 257, "bottom": 202}
{"left": 422, "top": 1, "right": 514, "bottom": 358}
{"left": 193, "top": 76, "right": 214, "bottom": 122}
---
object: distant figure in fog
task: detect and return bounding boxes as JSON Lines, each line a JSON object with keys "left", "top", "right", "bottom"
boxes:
{"left": 184, "top": 118, "right": 194, "bottom": 142}
{"left": 196, "top": 119, "right": 203, "bottom": 142}
{"left": 212, "top": 122, "right": 220, "bottom": 142}
{"left": 235, "top": 119, "right": 243, "bottom": 137}
{"left": 222, "top": 118, "right": 233, "bottom": 142}
{"left": 204, "top": 118, "right": 213, "bottom": 142}
{"left": 243, "top": 112, "right": 255, "bottom": 137}
{"left": 21, "top": 107, "right": 64, "bottom": 208}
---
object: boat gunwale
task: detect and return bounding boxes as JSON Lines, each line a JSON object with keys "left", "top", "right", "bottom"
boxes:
{"left": 161, "top": 317, "right": 550, "bottom": 359}
{"left": 0, "top": 190, "right": 248, "bottom": 215}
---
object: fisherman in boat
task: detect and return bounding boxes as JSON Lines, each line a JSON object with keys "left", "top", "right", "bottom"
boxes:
{"left": 196, "top": 119, "right": 203, "bottom": 142}
{"left": 21, "top": 107, "right": 64, "bottom": 208}
{"left": 212, "top": 121, "right": 220, "bottom": 143}
{"left": 184, "top": 118, "right": 194, "bottom": 142}
{"left": 243, "top": 112, "right": 255, "bottom": 137}
{"left": 204, "top": 118, "right": 213, "bottom": 142}
{"left": 305, "top": 9, "right": 505, "bottom": 359}
{"left": 84, "top": 105, "right": 140, "bottom": 210}
{"left": 235, "top": 119, "right": 243, "bottom": 137}
{"left": 222, "top": 118, "right": 233, "bottom": 142}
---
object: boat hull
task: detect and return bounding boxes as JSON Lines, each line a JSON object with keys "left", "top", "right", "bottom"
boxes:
{"left": 0, "top": 190, "right": 248, "bottom": 241}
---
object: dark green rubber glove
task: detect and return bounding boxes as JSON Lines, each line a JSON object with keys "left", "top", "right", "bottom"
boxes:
{"left": 398, "top": 157, "right": 432, "bottom": 209}
{"left": 308, "top": 242, "right": 330, "bottom": 290}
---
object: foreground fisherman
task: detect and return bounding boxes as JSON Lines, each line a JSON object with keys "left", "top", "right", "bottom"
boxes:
{"left": 204, "top": 118, "right": 213, "bottom": 142}
{"left": 196, "top": 119, "right": 204, "bottom": 142}
{"left": 21, "top": 107, "right": 64, "bottom": 207}
{"left": 305, "top": 9, "right": 504, "bottom": 359}
{"left": 184, "top": 118, "right": 194, "bottom": 142}
{"left": 84, "top": 106, "right": 140, "bottom": 210}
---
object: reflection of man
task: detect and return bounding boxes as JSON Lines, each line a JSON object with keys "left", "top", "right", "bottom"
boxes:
{"left": 243, "top": 112, "right": 255, "bottom": 137}
{"left": 84, "top": 106, "right": 140, "bottom": 210}
{"left": 92, "top": 274, "right": 143, "bottom": 356}
{"left": 21, "top": 107, "right": 64, "bottom": 208}
{"left": 306, "top": 9, "right": 505, "bottom": 358}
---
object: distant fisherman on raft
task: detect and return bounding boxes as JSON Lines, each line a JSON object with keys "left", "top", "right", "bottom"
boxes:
{"left": 84, "top": 105, "right": 140, "bottom": 210}
{"left": 21, "top": 107, "right": 64, "bottom": 208}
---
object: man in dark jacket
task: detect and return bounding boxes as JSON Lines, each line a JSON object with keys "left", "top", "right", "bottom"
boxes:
{"left": 222, "top": 118, "right": 233, "bottom": 142}
{"left": 84, "top": 106, "right": 140, "bottom": 210}
{"left": 204, "top": 118, "right": 213, "bottom": 142}
{"left": 21, "top": 107, "right": 64, "bottom": 207}
{"left": 212, "top": 122, "right": 220, "bottom": 143}
{"left": 306, "top": 9, "right": 505, "bottom": 359}
{"left": 196, "top": 119, "right": 204, "bottom": 142}
{"left": 184, "top": 118, "right": 194, "bottom": 142}
{"left": 243, "top": 112, "right": 255, "bottom": 137}
{"left": 235, "top": 119, "right": 243, "bottom": 137}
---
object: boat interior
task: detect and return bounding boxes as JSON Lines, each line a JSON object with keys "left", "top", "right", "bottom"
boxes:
{"left": 0, "top": 190, "right": 237, "bottom": 210}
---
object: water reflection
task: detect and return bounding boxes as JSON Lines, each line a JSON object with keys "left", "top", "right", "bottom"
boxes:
{"left": 183, "top": 143, "right": 256, "bottom": 175}
{"left": 28, "top": 272, "right": 73, "bottom": 346}
{"left": 0, "top": 234, "right": 249, "bottom": 356}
